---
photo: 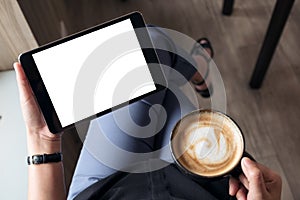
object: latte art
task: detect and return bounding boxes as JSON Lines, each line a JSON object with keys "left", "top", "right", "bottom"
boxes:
{"left": 187, "top": 127, "right": 228, "bottom": 161}
{"left": 171, "top": 110, "right": 244, "bottom": 177}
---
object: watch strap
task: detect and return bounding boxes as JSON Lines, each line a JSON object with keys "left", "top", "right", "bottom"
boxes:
{"left": 27, "top": 152, "right": 62, "bottom": 165}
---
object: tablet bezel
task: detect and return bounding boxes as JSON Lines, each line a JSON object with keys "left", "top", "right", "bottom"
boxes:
{"left": 19, "top": 12, "right": 166, "bottom": 134}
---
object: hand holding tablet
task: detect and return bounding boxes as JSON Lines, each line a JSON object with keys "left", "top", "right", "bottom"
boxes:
{"left": 19, "top": 12, "right": 166, "bottom": 133}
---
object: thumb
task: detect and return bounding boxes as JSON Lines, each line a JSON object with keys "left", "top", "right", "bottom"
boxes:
{"left": 241, "top": 157, "right": 267, "bottom": 196}
{"left": 14, "top": 62, "right": 34, "bottom": 103}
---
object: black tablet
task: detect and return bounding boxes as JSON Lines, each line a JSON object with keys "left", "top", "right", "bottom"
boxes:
{"left": 19, "top": 12, "right": 166, "bottom": 134}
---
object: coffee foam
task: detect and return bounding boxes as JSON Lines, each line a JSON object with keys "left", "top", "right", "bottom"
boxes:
{"left": 171, "top": 111, "right": 244, "bottom": 177}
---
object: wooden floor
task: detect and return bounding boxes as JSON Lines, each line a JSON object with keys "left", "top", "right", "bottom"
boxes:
{"left": 19, "top": 0, "right": 300, "bottom": 199}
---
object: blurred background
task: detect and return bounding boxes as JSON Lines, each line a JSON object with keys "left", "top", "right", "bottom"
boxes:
{"left": 0, "top": 0, "right": 299, "bottom": 199}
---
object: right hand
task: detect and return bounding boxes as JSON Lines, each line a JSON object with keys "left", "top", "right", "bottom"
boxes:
{"left": 229, "top": 157, "right": 282, "bottom": 200}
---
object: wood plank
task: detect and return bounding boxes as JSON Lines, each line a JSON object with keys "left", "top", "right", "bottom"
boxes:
{"left": 17, "top": 0, "right": 70, "bottom": 45}
{"left": 0, "top": 0, "right": 37, "bottom": 71}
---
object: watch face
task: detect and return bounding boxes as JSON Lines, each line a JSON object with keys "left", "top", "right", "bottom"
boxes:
{"left": 32, "top": 155, "right": 43, "bottom": 164}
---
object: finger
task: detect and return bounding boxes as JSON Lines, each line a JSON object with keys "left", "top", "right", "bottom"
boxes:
{"left": 229, "top": 177, "right": 240, "bottom": 196}
{"left": 256, "top": 162, "right": 282, "bottom": 193}
{"left": 241, "top": 157, "right": 267, "bottom": 195}
{"left": 236, "top": 185, "right": 247, "bottom": 200}
{"left": 239, "top": 174, "right": 249, "bottom": 190}
{"left": 256, "top": 162, "right": 282, "bottom": 183}
{"left": 14, "top": 62, "right": 34, "bottom": 102}
{"left": 14, "top": 62, "right": 45, "bottom": 129}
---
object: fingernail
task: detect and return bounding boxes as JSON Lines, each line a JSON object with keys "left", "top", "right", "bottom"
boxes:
{"left": 242, "top": 157, "right": 254, "bottom": 169}
{"left": 13, "top": 62, "right": 19, "bottom": 70}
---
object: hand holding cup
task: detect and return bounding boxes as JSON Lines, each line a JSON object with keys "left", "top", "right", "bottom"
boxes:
{"left": 229, "top": 157, "right": 282, "bottom": 200}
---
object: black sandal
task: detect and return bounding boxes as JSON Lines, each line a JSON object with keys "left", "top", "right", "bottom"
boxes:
{"left": 190, "top": 37, "right": 214, "bottom": 98}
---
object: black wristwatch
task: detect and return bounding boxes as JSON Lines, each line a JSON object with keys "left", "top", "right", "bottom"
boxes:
{"left": 27, "top": 152, "right": 63, "bottom": 165}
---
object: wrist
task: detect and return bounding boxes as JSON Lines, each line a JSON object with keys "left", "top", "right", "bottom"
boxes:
{"left": 26, "top": 127, "right": 62, "bottom": 154}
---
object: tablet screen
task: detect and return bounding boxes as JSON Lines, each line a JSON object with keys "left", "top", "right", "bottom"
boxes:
{"left": 32, "top": 19, "right": 156, "bottom": 128}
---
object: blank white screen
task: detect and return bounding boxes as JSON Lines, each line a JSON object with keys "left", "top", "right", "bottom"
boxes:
{"left": 32, "top": 19, "right": 156, "bottom": 127}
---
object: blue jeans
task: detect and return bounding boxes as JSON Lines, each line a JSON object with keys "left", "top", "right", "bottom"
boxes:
{"left": 68, "top": 26, "right": 198, "bottom": 199}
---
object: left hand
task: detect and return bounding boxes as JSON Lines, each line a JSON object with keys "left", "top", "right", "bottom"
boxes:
{"left": 14, "top": 62, "right": 62, "bottom": 154}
